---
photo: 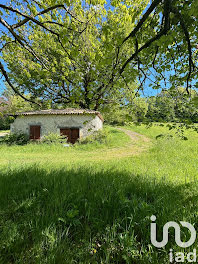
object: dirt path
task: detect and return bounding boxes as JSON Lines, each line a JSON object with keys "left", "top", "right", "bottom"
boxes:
{"left": 89, "top": 128, "right": 152, "bottom": 161}
{"left": 117, "top": 127, "right": 150, "bottom": 143}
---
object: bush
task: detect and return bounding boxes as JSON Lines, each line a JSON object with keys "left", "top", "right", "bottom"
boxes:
{"left": 102, "top": 107, "right": 129, "bottom": 126}
{"left": 78, "top": 129, "right": 109, "bottom": 145}
{"left": 0, "top": 116, "right": 14, "bottom": 130}
{"left": 40, "top": 133, "right": 67, "bottom": 144}
{"left": 1, "top": 132, "right": 29, "bottom": 145}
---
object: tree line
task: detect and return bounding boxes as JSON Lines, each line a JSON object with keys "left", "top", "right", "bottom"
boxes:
{"left": 0, "top": 86, "right": 197, "bottom": 130}
{"left": 103, "top": 87, "right": 198, "bottom": 125}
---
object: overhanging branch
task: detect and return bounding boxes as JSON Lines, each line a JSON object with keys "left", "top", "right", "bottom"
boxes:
{"left": 121, "top": 0, "right": 163, "bottom": 46}
{"left": 0, "top": 62, "right": 41, "bottom": 106}
{"left": 120, "top": 0, "right": 171, "bottom": 74}
{"left": 171, "top": 7, "right": 194, "bottom": 94}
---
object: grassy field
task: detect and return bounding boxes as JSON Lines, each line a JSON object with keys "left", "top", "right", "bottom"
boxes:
{"left": 0, "top": 124, "right": 198, "bottom": 263}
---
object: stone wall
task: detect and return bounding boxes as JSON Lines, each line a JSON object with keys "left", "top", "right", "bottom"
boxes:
{"left": 10, "top": 114, "right": 103, "bottom": 138}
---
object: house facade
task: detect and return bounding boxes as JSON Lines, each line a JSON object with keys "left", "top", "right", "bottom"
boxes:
{"left": 10, "top": 109, "right": 103, "bottom": 143}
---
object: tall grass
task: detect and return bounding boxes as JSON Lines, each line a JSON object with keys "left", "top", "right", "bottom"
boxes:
{"left": 0, "top": 124, "right": 198, "bottom": 263}
{"left": 1, "top": 165, "right": 198, "bottom": 263}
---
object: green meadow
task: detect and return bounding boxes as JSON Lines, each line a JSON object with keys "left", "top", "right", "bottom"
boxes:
{"left": 0, "top": 124, "right": 198, "bottom": 263}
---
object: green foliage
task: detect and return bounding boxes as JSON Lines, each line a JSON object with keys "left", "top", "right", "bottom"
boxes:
{"left": 146, "top": 88, "right": 198, "bottom": 123}
{"left": 1, "top": 132, "right": 29, "bottom": 145}
{"left": 0, "top": 116, "right": 14, "bottom": 130}
{"left": 2, "top": 0, "right": 145, "bottom": 109}
{"left": 75, "top": 126, "right": 130, "bottom": 150}
{"left": 128, "top": 97, "right": 148, "bottom": 122}
{"left": 78, "top": 129, "right": 109, "bottom": 145}
{"left": 0, "top": 0, "right": 198, "bottom": 110}
{"left": 102, "top": 105, "right": 129, "bottom": 126}
{"left": 7, "top": 95, "right": 37, "bottom": 113}
{"left": 1, "top": 84, "right": 41, "bottom": 116}
{"left": 146, "top": 95, "right": 175, "bottom": 122}
{"left": 155, "top": 133, "right": 174, "bottom": 140}
{"left": 103, "top": 87, "right": 198, "bottom": 126}
{"left": 40, "top": 133, "right": 67, "bottom": 144}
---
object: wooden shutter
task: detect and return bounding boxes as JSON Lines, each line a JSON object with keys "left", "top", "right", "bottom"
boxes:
{"left": 30, "top": 126, "right": 41, "bottom": 140}
{"left": 71, "top": 128, "right": 79, "bottom": 144}
{"left": 60, "top": 128, "right": 79, "bottom": 144}
{"left": 60, "top": 128, "right": 71, "bottom": 142}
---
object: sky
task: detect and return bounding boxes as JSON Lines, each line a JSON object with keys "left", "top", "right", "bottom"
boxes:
{"left": 0, "top": 77, "right": 6, "bottom": 95}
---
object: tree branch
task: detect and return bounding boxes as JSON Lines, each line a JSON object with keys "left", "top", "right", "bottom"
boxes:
{"left": 171, "top": 7, "right": 194, "bottom": 94}
{"left": 0, "top": 40, "right": 16, "bottom": 52}
{"left": 0, "top": 61, "right": 41, "bottom": 106}
{"left": 0, "top": 4, "right": 66, "bottom": 29}
{"left": 121, "top": 0, "right": 163, "bottom": 45}
{"left": 0, "top": 17, "right": 48, "bottom": 69}
{"left": 120, "top": 0, "right": 171, "bottom": 74}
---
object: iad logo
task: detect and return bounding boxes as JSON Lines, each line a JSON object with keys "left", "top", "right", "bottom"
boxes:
{"left": 150, "top": 215, "right": 196, "bottom": 248}
{"left": 150, "top": 215, "right": 197, "bottom": 263}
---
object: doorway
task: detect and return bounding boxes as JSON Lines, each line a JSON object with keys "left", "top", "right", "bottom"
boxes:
{"left": 30, "top": 125, "right": 41, "bottom": 140}
{"left": 60, "top": 128, "right": 79, "bottom": 144}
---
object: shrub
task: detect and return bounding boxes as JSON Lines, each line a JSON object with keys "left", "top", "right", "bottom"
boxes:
{"left": 0, "top": 115, "right": 14, "bottom": 130}
{"left": 155, "top": 134, "right": 174, "bottom": 140}
{"left": 78, "top": 129, "right": 109, "bottom": 145}
{"left": 1, "top": 132, "right": 29, "bottom": 145}
{"left": 40, "top": 133, "right": 67, "bottom": 144}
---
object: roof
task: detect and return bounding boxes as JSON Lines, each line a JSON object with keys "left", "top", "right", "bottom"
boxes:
{"left": 14, "top": 108, "right": 104, "bottom": 121}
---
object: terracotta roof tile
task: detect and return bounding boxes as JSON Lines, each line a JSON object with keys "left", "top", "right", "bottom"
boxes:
{"left": 14, "top": 108, "right": 104, "bottom": 121}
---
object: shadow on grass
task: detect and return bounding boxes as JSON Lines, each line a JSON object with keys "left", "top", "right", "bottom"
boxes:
{"left": 0, "top": 166, "right": 198, "bottom": 263}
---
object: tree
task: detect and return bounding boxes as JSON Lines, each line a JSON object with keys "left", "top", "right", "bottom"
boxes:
{"left": 101, "top": 84, "right": 149, "bottom": 124}
{"left": 129, "top": 97, "right": 148, "bottom": 122}
{"left": 2, "top": 84, "right": 41, "bottom": 113}
{"left": 146, "top": 94, "right": 175, "bottom": 122}
{"left": 0, "top": 84, "right": 43, "bottom": 130}
{"left": 0, "top": 85, "right": 39, "bottom": 129}
{"left": 0, "top": 96, "right": 11, "bottom": 129}
{"left": 0, "top": 0, "right": 197, "bottom": 109}
{"left": 146, "top": 87, "right": 198, "bottom": 122}
{"left": 169, "top": 87, "right": 198, "bottom": 123}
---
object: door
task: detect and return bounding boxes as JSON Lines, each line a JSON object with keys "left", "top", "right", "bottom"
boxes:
{"left": 70, "top": 128, "right": 79, "bottom": 144}
{"left": 30, "top": 125, "right": 41, "bottom": 140}
{"left": 60, "top": 128, "right": 71, "bottom": 143}
{"left": 60, "top": 128, "right": 79, "bottom": 144}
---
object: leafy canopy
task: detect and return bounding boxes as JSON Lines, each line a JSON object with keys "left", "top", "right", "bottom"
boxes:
{"left": 0, "top": 0, "right": 197, "bottom": 109}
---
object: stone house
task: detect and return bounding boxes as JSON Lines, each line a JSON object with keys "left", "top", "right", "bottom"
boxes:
{"left": 10, "top": 109, "right": 103, "bottom": 143}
